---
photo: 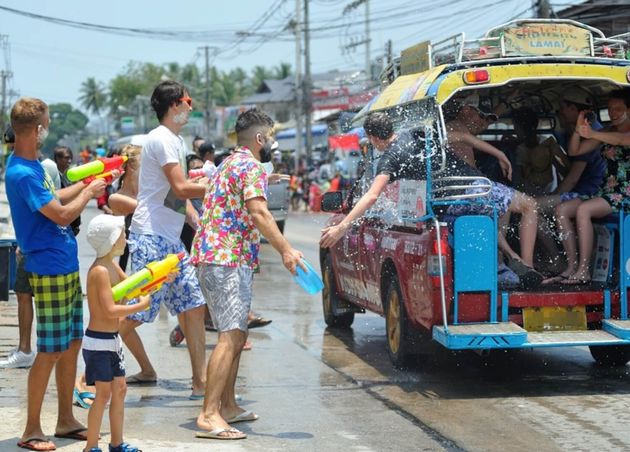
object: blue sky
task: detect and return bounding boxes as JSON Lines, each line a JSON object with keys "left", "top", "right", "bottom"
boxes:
{"left": 1, "top": 0, "right": 578, "bottom": 109}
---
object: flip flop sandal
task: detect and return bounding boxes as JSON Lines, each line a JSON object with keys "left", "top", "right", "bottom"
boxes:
{"left": 73, "top": 388, "right": 95, "bottom": 409}
{"left": 248, "top": 317, "right": 272, "bottom": 329}
{"left": 507, "top": 258, "right": 543, "bottom": 289}
{"left": 195, "top": 428, "right": 246, "bottom": 440}
{"left": 226, "top": 410, "right": 259, "bottom": 424}
{"left": 54, "top": 428, "right": 88, "bottom": 440}
{"left": 561, "top": 276, "right": 591, "bottom": 285}
{"left": 17, "top": 437, "right": 56, "bottom": 451}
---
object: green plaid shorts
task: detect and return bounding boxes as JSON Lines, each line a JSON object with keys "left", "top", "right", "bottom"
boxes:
{"left": 28, "top": 271, "right": 83, "bottom": 353}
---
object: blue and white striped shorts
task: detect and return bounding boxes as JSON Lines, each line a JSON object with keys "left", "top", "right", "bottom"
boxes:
{"left": 127, "top": 233, "right": 205, "bottom": 323}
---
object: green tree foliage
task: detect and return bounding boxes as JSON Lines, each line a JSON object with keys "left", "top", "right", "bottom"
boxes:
{"left": 80, "top": 61, "right": 292, "bottom": 119}
{"left": 43, "top": 103, "right": 89, "bottom": 154}
{"left": 273, "top": 62, "right": 293, "bottom": 80}
{"left": 78, "top": 77, "right": 107, "bottom": 116}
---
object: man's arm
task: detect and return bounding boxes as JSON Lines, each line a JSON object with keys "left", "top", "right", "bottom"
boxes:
{"left": 57, "top": 182, "right": 85, "bottom": 205}
{"left": 553, "top": 160, "right": 587, "bottom": 195}
{"left": 319, "top": 174, "right": 390, "bottom": 248}
{"left": 162, "top": 163, "right": 206, "bottom": 199}
{"left": 448, "top": 130, "right": 512, "bottom": 180}
{"left": 39, "top": 179, "right": 106, "bottom": 226}
{"left": 246, "top": 196, "right": 304, "bottom": 274}
{"left": 184, "top": 199, "right": 200, "bottom": 229}
{"left": 579, "top": 128, "right": 630, "bottom": 146}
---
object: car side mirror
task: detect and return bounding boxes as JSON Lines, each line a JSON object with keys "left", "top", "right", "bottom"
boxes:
{"left": 321, "top": 191, "right": 343, "bottom": 212}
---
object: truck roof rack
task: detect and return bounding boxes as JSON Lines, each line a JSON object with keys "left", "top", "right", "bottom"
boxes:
{"left": 380, "top": 19, "right": 630, "bottom": 86}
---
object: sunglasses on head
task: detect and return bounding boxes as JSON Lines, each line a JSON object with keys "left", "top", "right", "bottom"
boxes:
{"left": 179, "top": 96, "right": 193, "bottom": 107}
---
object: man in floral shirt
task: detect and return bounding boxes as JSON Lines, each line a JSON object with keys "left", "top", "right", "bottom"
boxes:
{"left": 191, "top": 109, "right": 304, "bottom": 440}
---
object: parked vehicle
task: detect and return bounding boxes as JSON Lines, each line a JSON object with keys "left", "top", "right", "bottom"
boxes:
{"left": 320, "top": 19, "right": 630, "bottom": 367}
{"left": 267, "top": 179, "right": 290, "bottom": 233}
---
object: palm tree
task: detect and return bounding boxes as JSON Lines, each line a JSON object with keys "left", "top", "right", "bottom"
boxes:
{"left": 250, "top": 66, "right": 273, "bottom": 91}
{"left": 78, "top": 77, "right": 107, "bottom": 117}
{"left": 273, "top": 62, "right": 292, "bottom": 80}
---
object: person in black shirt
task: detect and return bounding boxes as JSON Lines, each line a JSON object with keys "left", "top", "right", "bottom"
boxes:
{"left": 320, "top": 112, "right": 425, "bottom": 247}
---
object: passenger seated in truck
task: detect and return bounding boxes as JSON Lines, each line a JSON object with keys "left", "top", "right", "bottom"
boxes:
{"left": 533, "top": 89, "right": 606, "bottom": 278}
{"left": 443, "top": 100, "right": 543, "bottom": 288}
{"left": 512, "top": 107, "right": 565, "bottom": 196}
{"left": 554, "top": 90, "right": 630, "bottom": 284}
{"left": 320, "top": 112, "right": 426, "bottom": 248}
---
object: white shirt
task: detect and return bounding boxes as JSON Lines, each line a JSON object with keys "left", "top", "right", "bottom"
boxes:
{"left": 130, "top": 125, "right": 187, "bottom": 243}
{"left": 40, "top": 158, "right": 61, "bottom": 190}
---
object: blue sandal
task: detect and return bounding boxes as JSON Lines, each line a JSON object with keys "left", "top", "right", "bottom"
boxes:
{"left": 73, "top": 387, "right": 95, "bottom": 409}
{"left": 109, "top": 442, "right": 142, "bottom": 452}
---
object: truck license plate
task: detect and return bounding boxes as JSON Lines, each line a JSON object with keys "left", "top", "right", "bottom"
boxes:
{"left": 522, "top": 306, "right": 587, "bottom": 332}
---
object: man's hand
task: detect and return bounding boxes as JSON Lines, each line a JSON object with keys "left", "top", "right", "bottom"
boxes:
{"left": 85, "top": 178, "right": 107, "bottom": 198}
{"left": 320, "top": 222, "right": 350, "bottom": 248}
{"left": 575, "top": 111, "right": 594, "bottom": 139}
{"left": 282, "top": 248, "right": 305, "bottom": 275}
{"left": 498, "top": 155, "right": 512, "bottom": 181}
{"left": 268, "top": 173, "right": 290, "bottom": 184}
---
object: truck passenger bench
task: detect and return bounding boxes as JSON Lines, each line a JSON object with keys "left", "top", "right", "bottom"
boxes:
{"left": 432, "top": 206, "right": 630, "bottom": 350}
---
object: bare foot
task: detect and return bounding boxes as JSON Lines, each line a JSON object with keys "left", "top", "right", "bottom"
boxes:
{"left": 197, "top": 414, "right": 243, "bottom": 439}
{"left": 54, "top": 418, "right": 87, "bottom": 438}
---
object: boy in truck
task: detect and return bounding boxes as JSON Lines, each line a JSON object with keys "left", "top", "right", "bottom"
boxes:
{"left": 444, "top": 100, "right": 544, "bottom": 288}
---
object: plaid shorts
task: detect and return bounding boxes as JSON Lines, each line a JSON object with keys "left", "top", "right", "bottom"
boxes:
{"left": 29, "top": 271, "right": 83, "bottom": 353}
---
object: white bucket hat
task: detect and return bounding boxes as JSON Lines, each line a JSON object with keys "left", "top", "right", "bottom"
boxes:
{"left": 86, "top": 214, "right": 125, "bottom": 257}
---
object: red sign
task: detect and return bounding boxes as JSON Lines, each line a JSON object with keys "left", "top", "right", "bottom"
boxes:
{"left": 328, "top": 134, "right": 360, "bottom": 151}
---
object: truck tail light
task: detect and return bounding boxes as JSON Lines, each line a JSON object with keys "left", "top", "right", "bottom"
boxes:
{"left": 428, "top": 237, "right": 449, "bottom": 277}
{"left": 463, "top": 69, "right": 490, "bottom": 84}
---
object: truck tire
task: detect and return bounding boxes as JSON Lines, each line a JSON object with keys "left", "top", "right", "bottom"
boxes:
{"left": 385, "top": 276, "right": 412, "bottom": 368}
{"left": 589, "top": 345, "right": 630, "bottom": 367}
{"left": 322, "top": 254, "right": 354, "bottom": 328}
{"left": 276, "top": 220, "right": 285, "bottom": 234}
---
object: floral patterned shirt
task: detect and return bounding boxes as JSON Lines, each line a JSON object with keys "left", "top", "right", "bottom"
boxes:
{"left": 191, "top": 147, "right": 267, "bottom": 270}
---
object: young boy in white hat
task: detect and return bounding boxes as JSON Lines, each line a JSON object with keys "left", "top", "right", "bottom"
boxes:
{"left": 83, "top": 214, "right": 151, "bottom": 452}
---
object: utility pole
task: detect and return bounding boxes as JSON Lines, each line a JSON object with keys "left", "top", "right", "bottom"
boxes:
{"left": 303, "top": 0, "right": 313, "bottom": 157}
{"left": 294, "top": 0, "right": 303, "bottom": 173}
{"left": 198, "top": 45, "right": 217, "bottom": 140}
{"left": 386, "top": 39, "right": 393, "bottom": 65}
{"left": 0, "top": 71, "right": 9, "bottom": 139}
{"left": 365, "top": 0, "right": 370, "bottom": 80}
{"left": 535, "top": 0, "right": 551, "bottom": 18}
{"left": 342, "top": 0, "right": 372, "bottom": 80}
{"left": 0, "top": 35, "right": 11, "bottom": 138}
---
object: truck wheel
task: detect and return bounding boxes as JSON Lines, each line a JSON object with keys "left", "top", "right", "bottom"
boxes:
{"left": 322, "top": 254, "right": 354, "bottom": 328}
{"left": 589, "top": 345, "right": 630, "bottom": 367}
{"left": 276, "top": 220, "right": 285, "bottom": 234}
{"left": 385, "top": 277, "right": 411, "bottom": 368}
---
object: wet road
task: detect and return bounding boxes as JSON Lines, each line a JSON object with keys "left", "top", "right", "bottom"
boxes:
{"left": 1, "top": 207, "right": 630, "bottom": 451}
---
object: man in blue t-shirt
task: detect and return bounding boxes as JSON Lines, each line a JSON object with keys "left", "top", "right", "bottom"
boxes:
{"left": 5, "top": 97, "right": 106, "bottom": 451}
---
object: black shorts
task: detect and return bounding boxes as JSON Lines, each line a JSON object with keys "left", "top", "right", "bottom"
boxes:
{"left": 82, "top": 329, "right": 125, "bottom": 385}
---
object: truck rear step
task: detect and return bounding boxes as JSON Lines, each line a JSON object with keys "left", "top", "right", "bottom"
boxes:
{"left": 433, "top": 322, "right": 630, "bottom": 350}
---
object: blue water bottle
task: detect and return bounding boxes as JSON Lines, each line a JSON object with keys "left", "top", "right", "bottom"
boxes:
{"left": 294, "top": 259, "right": 324, "bottom": 295}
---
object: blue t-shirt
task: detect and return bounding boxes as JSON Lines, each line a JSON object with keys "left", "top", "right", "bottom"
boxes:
{"left": 556, "top": 119, "right": 605, "bottom": 196}
{"left": 5, "top": 154, "right": 79, "bottom": 275}
{"left": 571, "top": 149, "right": 606, "bottom": 196}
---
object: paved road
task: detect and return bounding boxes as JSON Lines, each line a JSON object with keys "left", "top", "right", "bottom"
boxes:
{"left": 1, "top": 207, "right": 630, "bottom": 451}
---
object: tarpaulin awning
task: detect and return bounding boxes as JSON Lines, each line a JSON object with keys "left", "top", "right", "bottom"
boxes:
{"left": 353, "top": 65, "right": 446, "bottom": 123}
